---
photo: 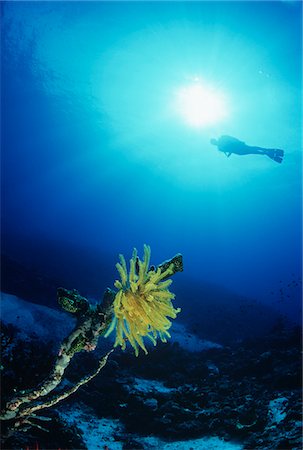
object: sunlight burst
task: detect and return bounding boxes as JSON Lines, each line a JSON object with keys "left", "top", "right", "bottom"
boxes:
{"left": 175, "top": 82, "right": 228, "bottom": 127}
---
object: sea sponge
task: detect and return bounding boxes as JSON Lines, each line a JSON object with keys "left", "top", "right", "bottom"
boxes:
{"left": 105, "top": 245, "right": 181, "bottom": 356}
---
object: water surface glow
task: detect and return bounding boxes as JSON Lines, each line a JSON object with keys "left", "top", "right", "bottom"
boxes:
{"left": 174, "top": 81, "right": 228, "bottom": 127}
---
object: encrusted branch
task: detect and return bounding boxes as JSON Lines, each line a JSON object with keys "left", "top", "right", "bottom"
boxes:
{"left": 158, "top": 253, "right": 183, "bottom": 276}
{"left": 15, "top": 349, "right": 114, "bottom": 420}
{"left": 1, "top": 288, "right": 115, "bottom": 422}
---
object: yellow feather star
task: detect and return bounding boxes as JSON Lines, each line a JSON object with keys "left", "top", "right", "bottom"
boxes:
{"left": 105, "top": 245, "right": 181, "bottom": 356}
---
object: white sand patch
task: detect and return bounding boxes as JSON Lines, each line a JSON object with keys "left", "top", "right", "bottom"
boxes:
{"left": 132, "top": 377, "right": 175, "bottom": 394}
{"left": 59, "top": 403, "right": 124, "bottom": 450}
{"left": 170, "top": 322, "right": 222, "bottom": 352}
{"left": 59, "top": 403, "right": 243, "bottom": 450}
{"left": 139, "top": 435, "right": 243, "bottom": 449}
{"left": 0, "top": 292, "right": 75, "bottom": 342}
{"left": 268, "top": 397, "right": 288, "bottom": 425}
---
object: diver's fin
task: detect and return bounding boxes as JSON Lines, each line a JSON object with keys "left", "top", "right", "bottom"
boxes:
{"left": 273, "top": 156, "right": 283, "bottom": 164}
{"left": 266, "top": 149, "right": 284, "bottom": 163}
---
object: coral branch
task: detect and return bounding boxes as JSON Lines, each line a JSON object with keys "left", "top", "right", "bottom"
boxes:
{"left": 16, "top": 349, "right": 114, "bottom": 420}
{"left": 1, "top": 288, "right": 115, "bottom": 422}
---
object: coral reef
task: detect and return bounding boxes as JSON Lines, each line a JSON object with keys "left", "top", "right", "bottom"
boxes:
{"left": 1, "top": 313, "right": 301, "bottom": 449}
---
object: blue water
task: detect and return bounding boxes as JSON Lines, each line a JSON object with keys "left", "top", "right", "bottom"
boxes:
{"left": 1, "top": 1, "right": 302, "bottom": 328}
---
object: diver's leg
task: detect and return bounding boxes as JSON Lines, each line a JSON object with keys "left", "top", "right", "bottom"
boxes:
{"left": 245, "top": 145, "right": 267, "bottom": 155}
{"left": 242, "top": 145, "right": 284, "bottom": 162}
{"left": 248, "top": 146, "right": 284, "bottom": 159}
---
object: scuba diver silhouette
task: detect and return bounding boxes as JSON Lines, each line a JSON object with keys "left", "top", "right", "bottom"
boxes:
{"left": 210, "top": 135, "right": 284, "bottom": 163}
